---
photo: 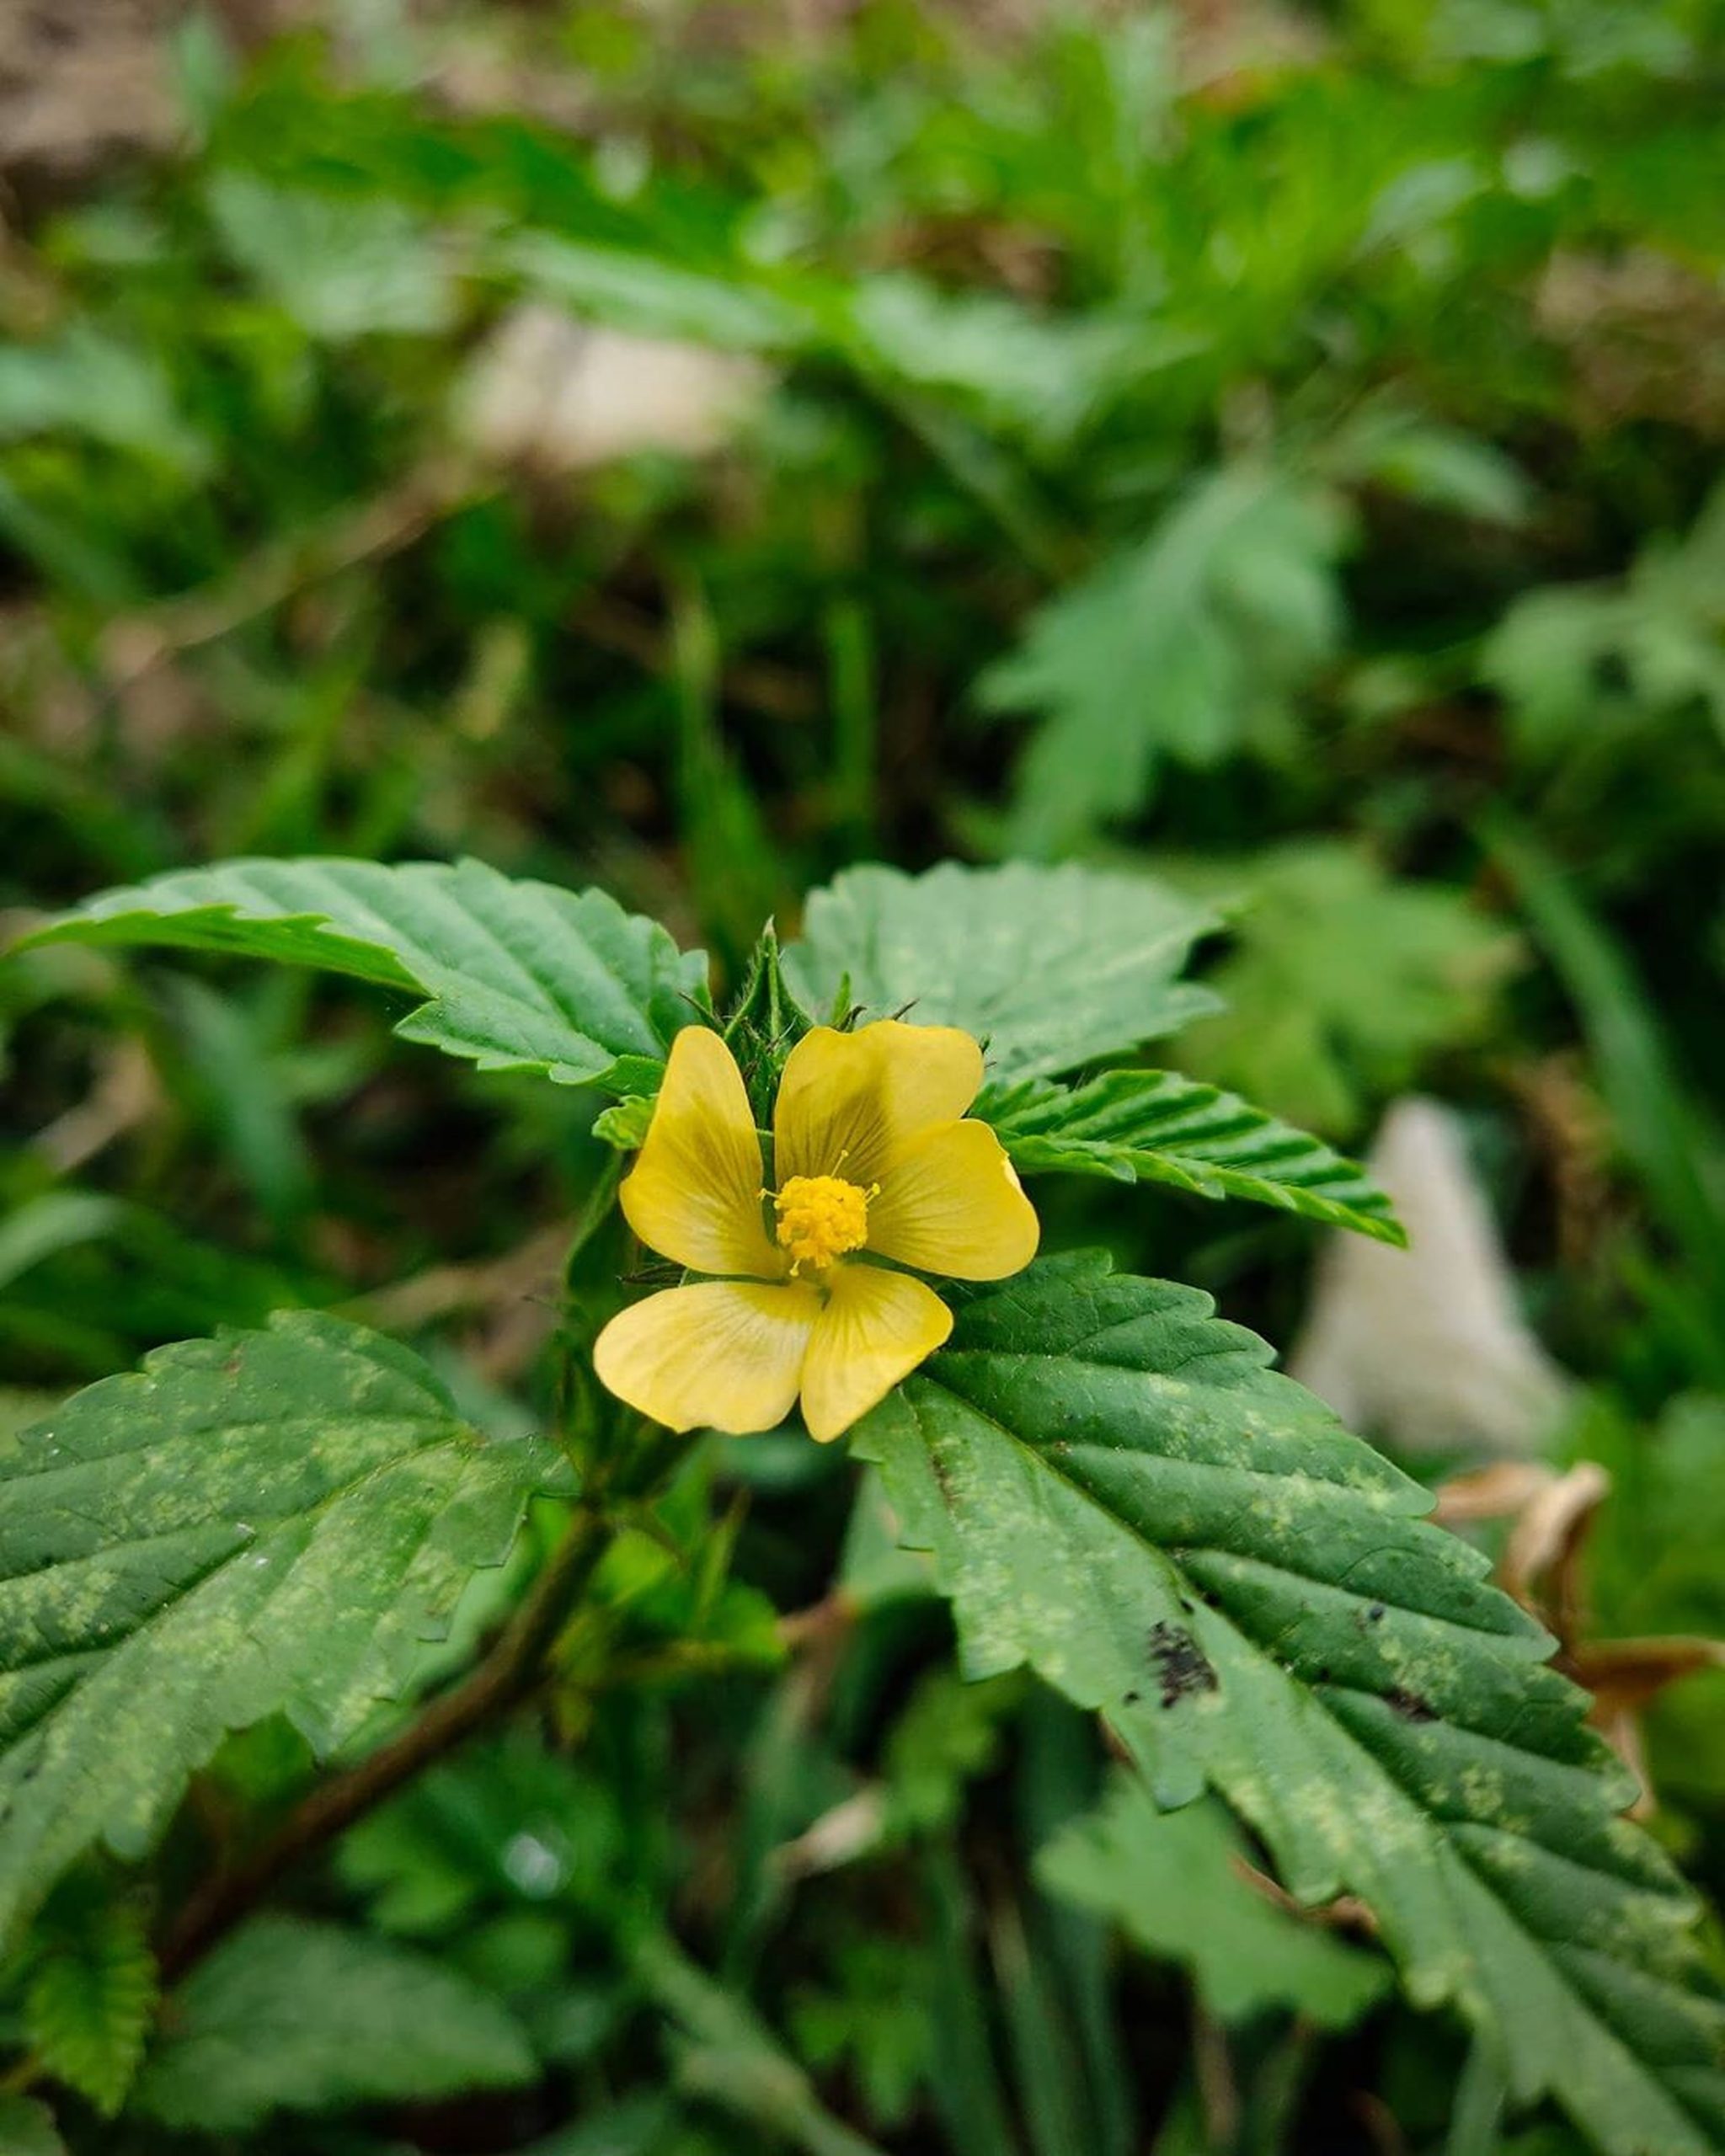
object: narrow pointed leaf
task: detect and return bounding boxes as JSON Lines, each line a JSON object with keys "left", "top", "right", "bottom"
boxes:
{"left": 0, "top": 1314, "right": 574, "bottom": 1940}
{"left": 21, "top": 857, "right": 708, "bottom": 1090}
{"left": 980, "top": 1070, "right": 1405, "bottom": 1246}
{"left": 854, "top": 1255, "right": 1725, "bottom": 2156}
{"left": 783, "top": 862, "right": 1221, "bottom": 1081}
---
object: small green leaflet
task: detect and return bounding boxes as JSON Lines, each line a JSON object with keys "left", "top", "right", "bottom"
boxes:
{"left": 1174, "top": 841, "right": 1517, "bottom": 1138}
{"left": 1039, "top": 1776, "right": 1388, "bottom": 2029}
{"left": 0, "top": 1314, "right": 573, "bottom": 1942}
{"left": 21, "top": 857, "right": 708, "bottom": 1091}
{"left": 24, "top": 1895, "right": 157, "bottom": 2117}
{"left": 782, "top": 862, "right": 1221, "bottom": 1081}
{"left": 133, "top": 1917, "right": 537, "bottom": 2130}
{"left": 1482, "top": 478, "right": 1725, "bottom": 757}
{"left": 594, "top": 1095, "right": 658, "bottom": 1151}
{"left": 981, "top": 1070, "right": 1404, "bottom": 1246}
{"left": 977, "top": 468, "right": 1347, "bottom": 856}
{"left": 854, "top": 1256, "right": 1725, "bottom": 2156}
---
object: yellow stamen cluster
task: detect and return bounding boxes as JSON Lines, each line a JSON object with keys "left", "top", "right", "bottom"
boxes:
{"left": 772, "top": 1173, "right": 873, "bottom": 1273}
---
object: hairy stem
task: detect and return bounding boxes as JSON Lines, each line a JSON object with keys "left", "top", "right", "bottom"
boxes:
{"left": 158, "top": 1500, "right": 610, "bottom": 1983}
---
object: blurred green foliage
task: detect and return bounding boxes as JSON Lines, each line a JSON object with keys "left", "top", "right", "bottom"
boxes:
{"left": 3, "top": 0, "right": 1724, "bottom": 2150}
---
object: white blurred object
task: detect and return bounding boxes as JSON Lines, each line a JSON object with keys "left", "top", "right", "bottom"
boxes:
{"left": 458, "top": 304, "right": 767, "bottom": 473}
{"left": 1288, "top": 1097, "right": 1570, "bottom": 1455}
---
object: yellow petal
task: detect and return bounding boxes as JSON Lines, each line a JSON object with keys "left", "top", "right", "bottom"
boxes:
{"left": 622, "top": 1027, "right": 782, "bottom": 1278}
{"left": 594, "top": 1279, "right": 821, "bottom": 1434}
{"left": 868, "top": 1121, "right": 1040, "bottom": 1280}
{"left": 798, "top": 1264, "right": 953, "bottom": 1443}
{"left": 775, "top": 1021, "right": 984, "bottom": 1188}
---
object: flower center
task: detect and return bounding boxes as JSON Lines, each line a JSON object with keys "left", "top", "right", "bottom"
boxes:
{"left": 772, "top": 1173, "right": 873, "bottom": 1273}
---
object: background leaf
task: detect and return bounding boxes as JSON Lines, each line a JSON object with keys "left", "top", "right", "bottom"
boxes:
{"left": 783, "top": 862, "right": 1220, "bottom": 1081}
{"left": 0, "top": 1314, "right": 572, "bottom": 1938}
{"left": 1482, "top": 483, "right": 1725, "bottom": 757}
{"left": 854, "top": 1254, "right": 1725, "bottom": 2156}
{"left": 0, "top": 2095, "right": 65, "bottom": 2155}
{"left": 1175, "top": 843, "right": 1519, "bottom": 1136}
{"left": 133, "top": 1915, "right": 537, "bottom": 2130}
{"left": 979, "top": 470, "right": 1348, "bottom": 855}
{"left": 24, "top": 857, "right": 709, "bottom": 1091}
{"left": 1039, "top": 1775, "right": 1389, "bottom": 2028}
{"left": 24, "top": 1894, "right": 156, "bottom": 2117}
{"left": 206, "top": 173, "right": 457, "bottom": 344}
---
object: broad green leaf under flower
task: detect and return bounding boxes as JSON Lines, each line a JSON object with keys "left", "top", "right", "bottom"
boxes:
{"left": 855, "top": 1254, "right": 1725, "bottom": 2156}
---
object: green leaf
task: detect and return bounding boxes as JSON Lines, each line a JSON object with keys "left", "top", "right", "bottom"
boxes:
{"left": 978, "top": 469, "right": 1348, "bottom": 855}
{"left": 980, "top": 1069, "right": 1405, "bottom": 1246}
{"left": 510, "top": 232, "right": 818, "bottom": 355}
{"left": 1039, "top": 1775, "right": 1389, "bottom": 2028}
{"left": 882, "top": 1669, "right": 1020, "bottom": 1839}
{"left": 24, "top": 1896, "right": 157, "bottom": 2117}
{"left": 0, "top": 1197, "right": 129, "bottom": 1295}
{"left": 0, "top": 327, "right": 209, "bottom": 477}
{"left": 207, "top": 173, "right": 457, "bottom": 343}
{"left": 1322, "top": 405, "right": 1532, "bottom": 526}
{"left": 337, "top": 1728, "right": 627, "bottom": 1940}
{"left": 854, "top": 1255, "right": 1725, "bottom": 2156}
{"left": 790, "top": 1940, "right": 937, "bottom": 2132}
{"left": 1482, "top": 481, "right": 1725, "bottom": 755}
{"left": 843, "top": 275, "right": 1145, "bottom": 443}
{"left": 0, "top": 1314, "right": 573, "bottom": 1939}
{"left": 1174, "top": 842, "right": 1519, "bottom": 1136}
{"left": 0, "top": 2095, "right": 66, "bottom": 2155}
{"left": 133, "top": 1916, "right": 537, "bottom": 2130}
{"left": 783, "top": 862, "right": 1220, "bottom": 1081}
{"left": 21, "top": 857, "right": 708, "bottom": 1092}
{"left": 0, "top": 1394, "right": 61, "bottom": 1451}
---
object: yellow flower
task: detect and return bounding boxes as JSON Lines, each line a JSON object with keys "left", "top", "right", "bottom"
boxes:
{"left": 594, "top": 1020, "right": 1039, "bottom": 1442}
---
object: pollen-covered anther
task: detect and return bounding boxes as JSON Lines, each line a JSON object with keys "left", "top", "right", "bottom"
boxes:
{"left": 772, "top": 1173, "right": 874, "bottom": 1272}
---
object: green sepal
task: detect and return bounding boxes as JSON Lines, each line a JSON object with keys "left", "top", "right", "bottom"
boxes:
{"left": 593, "top": 1097, "right": 657, "bottom": 1152}
{"left": 723, "top": 922, "right": 811, "bottom": 1125}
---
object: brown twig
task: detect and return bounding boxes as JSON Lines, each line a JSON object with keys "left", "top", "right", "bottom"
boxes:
{"left": 158, "top": 1500, "right": 609, "bottom": 1983}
